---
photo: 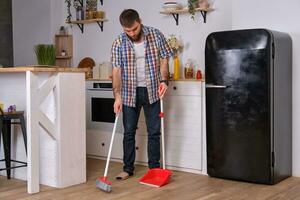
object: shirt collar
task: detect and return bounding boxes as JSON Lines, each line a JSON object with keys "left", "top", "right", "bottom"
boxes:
{"left": 122, "top": 25, "right": 149, "bottom": 42}
{"left": 142, "top": 25, "right": 149, "bottom": 36}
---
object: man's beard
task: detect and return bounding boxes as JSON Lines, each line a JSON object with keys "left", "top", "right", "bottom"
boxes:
{"left": 127, "top": 30, "right": 143, "bottom": 42}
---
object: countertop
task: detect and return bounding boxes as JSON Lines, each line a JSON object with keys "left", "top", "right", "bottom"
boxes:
{"left": 0, "top": 66, "right": 88, "bottom": 73}
{"left": 86, "top": 78, "right": 205, "bottom": 82}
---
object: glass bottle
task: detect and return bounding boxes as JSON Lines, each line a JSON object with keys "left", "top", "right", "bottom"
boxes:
{"left": 173, "top": 55, "right": 180, "bottom": 80}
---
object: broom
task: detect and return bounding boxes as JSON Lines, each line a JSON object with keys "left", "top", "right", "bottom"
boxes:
{"left": 96, "top": 114, "right": 119, "bottom": 192}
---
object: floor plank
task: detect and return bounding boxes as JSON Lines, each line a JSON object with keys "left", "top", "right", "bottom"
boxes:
{"left": 1, "top": 158, "right": 300, "bottom": 200}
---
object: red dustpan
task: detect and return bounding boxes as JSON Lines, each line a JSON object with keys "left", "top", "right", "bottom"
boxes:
{"left": 140, "top": 99, "right": 172, "bottom": 187}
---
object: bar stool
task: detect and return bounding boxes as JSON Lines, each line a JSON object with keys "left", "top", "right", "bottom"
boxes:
{"left": 0, "top": 107, "right": 27, "bottom": 179}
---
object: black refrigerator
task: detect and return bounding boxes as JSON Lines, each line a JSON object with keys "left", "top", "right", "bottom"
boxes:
{"left": 205, "top": 29, "right": 292, "bottom": 184}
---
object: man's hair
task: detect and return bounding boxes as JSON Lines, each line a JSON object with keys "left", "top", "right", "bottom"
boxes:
{"left": 119, "top": 9, "right": 140, "bottom": 27}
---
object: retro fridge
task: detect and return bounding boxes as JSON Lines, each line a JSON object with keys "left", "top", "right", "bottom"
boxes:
{"left": 205, "top": 29, "right": 292, "bottom": 184}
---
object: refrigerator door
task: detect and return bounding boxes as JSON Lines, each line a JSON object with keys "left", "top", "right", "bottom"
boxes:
{"left": 205, "top": 29, "right": 273, "bottom": 184}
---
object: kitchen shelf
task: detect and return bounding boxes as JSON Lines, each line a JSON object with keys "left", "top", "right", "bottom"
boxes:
{"left": 160, "top": 7, "right": 214, "bottom": 25}
{"left": 56, "top": 56, "right": 72, "bottom": 59}
{"left": 55, "top": 35, "right": 73, "bottom": 67}
{"left": 67, "top": 18, "right": 108, "bottom": 33}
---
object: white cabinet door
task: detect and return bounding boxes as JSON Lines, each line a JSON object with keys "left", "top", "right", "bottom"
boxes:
{"left": 164, "top": 95, "right": 202, "bottom": 137}
{"left": 164, "top": 81, "right": 203, "bottom": 171}
{"left": 86, "top": 130, "right": 123, "bottom": 160}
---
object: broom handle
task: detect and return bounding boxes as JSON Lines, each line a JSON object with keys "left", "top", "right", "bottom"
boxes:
{"left": 160, "top": 99, "right": 166, "bottom": 170}
{"left": 104, "top": 114, "right": 119, "bottom": 177}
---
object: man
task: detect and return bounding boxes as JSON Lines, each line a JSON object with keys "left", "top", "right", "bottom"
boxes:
{"left": 111, "top": 9, "right": 172, "bottom": 180}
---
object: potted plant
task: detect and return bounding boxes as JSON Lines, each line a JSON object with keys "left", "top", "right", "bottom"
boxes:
{"left": 34, "top": 44, "right": 56, "bottom": 66}
{"left": 188, "top": 0, "right": 210, "bottom": 19}
{"left": 188, "top": 0, "right": 199, "bottom": 20}
{"left": 86, "top": 0, "right": 97, "bottom": 11}
{"left": 65, "top": 0, "right": 72, "bottom": 22}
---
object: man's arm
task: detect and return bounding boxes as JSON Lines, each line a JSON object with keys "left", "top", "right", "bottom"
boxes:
{"left": 112, "top": 66, "right": 122, "bottom": 114}
{"left": 158, "top": 58, "right": 169, "bottom": 99}
{"left": 160, "top": 58, "right": 169, "bottom": 81}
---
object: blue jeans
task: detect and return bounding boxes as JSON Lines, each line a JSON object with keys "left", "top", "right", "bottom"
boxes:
{"left": 122, "top": 87, "right": 161, "bottom": 174}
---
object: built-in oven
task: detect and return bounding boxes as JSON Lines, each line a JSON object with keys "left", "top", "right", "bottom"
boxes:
{"left": 86, "top": 80, "right": 122, "bottom": 132}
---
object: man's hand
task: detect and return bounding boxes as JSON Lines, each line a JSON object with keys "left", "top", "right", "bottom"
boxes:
{"left": 113, "top": 96, "right": 122, "bottom": 114}
{"left": 158, "top": 82, "right": 168, "bottom": 99}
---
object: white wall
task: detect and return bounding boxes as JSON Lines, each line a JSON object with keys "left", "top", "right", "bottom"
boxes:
{"left": 12, "top": 0, "right": 52, "bottom": 66}
{"left": 231, "top": 0, "right": 300, "bottom": 177}
{"left": 50, "top": 0, "right": 66, "bottom": 37}
{"left": 62, "top": 0, "right": 232, "bottom": 74}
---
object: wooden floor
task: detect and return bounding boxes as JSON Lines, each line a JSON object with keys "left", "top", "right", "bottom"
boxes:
{"left": 1, "top": 158, "right": 300, "bottom": 200}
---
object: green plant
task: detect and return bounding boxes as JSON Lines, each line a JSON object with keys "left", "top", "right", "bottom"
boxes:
{"left": 34, "top": 44, "right": 56, "bottom": 66}
{"left": 65, "top": 0, "right": 72, "bottom": 22}
{"left": 188, "top": 0, "right": 199, "bottom": 20}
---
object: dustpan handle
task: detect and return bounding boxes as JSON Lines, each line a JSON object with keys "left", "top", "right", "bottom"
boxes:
{"left": 104, "top": 114, "right": 119, "bottom": 177}
{"left": 160, "top": 99, "right": 166, "bottom": 170}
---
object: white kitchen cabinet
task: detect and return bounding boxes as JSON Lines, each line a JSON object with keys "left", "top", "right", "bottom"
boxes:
{"left": 86, "top": 80, "right": 205, "bottom": 174}
{"left": 164, "top": 81, "right": 204, "bottom": 173}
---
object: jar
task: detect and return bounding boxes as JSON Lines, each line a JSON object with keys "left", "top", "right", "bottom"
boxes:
{"left": 196, "top": 70, "right": 202, "bottom": 80}
{"left": 61, "top": 50, "right": 66, "bottom": 56}
{"left": 93, "top": 10, "right": 105, "bottom": 19}
{"left": 184, "top": 63, "right": 194, "bottom": 79}
{"left": 86, "top": 11, "right": 93, "bottom": 20}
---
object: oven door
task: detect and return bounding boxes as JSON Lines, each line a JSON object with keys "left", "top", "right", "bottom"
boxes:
{"left": 86, "top": 89, "right": 123, "bottom": 132}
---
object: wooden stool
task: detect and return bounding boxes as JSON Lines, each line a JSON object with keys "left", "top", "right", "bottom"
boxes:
{"left": 0, "top": 108, "right": 27, "bottom": 179}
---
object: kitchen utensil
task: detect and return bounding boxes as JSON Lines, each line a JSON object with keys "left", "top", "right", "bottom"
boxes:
{"left": 96, "top": 114, "right": 119, "bottom": 192}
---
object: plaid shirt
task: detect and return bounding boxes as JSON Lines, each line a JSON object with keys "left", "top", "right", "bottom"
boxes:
{"left": 111, "top": 25, "right": 173, "bottom": 107}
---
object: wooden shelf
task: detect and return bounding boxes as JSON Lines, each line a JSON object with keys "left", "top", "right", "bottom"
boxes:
{"left": 160, "top": 7, "right": 214, "bottom": 25}
{"left": 55, "top": 34, "right": 72, "bottom": 37}
{"left": 55, "top": 35, "right": 73, "bottom": 67}
{"left": 67, "top": 18, "right": 108, "bottom": 33}
{"left": 69, "top": 18, "right": 107, "bottom": 24}
{"left": 55, "top": 56, "right": 72, "bottom": 59}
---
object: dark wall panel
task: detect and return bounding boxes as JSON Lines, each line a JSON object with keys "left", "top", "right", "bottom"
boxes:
{"left": 0, "top": 0, "right": 13, "bottom": 66}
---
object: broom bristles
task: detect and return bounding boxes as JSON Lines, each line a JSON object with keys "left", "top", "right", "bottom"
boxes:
{"left": 96, "top": 177, "right": 112, "bottom": 192}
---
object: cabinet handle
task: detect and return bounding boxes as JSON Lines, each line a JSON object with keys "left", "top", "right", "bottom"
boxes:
{"left": 135, "top": 146, "right": 139, "bottom": 150}
{"left": 101, "top": 143, "right": 105, "bottom": 146}
{"left": 173, "top": 86, "right": 177, "bottom": 90}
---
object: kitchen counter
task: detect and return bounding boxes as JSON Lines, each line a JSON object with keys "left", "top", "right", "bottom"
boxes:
{"left": 0, "top": 67, "right": 86, "bottom": 193}
{"left": 85, "top": 78, "right": 205, "bottom": 82}
{"left": 0, "top": 66, "right": 88, "bottom": 73}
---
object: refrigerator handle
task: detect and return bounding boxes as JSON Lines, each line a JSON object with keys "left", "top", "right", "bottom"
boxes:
{"left": 205, "top": 84, "right": 230, "bottom": 89}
